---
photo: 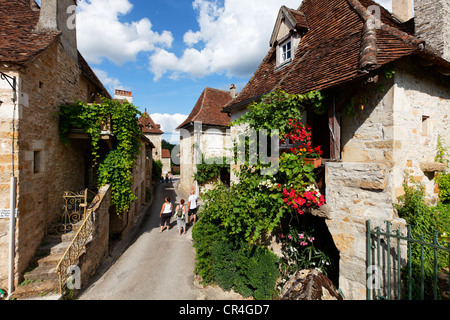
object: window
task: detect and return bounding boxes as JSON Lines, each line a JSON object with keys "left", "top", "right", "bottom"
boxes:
{"left": 33, "top": 151, "right": 41, "bottom": 174}
{"left": 422, "top": 116, "right": 430, "bottom": 136}
{"left": 281, "top": 40, "right": 292, "bottom": 63}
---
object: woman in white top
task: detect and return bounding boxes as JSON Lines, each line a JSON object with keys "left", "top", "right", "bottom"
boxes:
{"left": 160, "top": 197, "right": 173, "bottom": 233}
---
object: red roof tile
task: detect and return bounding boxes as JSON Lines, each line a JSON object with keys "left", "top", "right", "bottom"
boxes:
{"left": 161, "top": 149, "right": 171, "bottom": 159}
{"left": 177, "top": 87, "right": 232, "bottom": 130}
{"left": 223, "top": 0, "right": 450, "bottom": 113}
{"left": 139, "top": 111, "right": 164, "bottom": 134}
{"left": 0, "top": 0, "right": 111, "bottom": 99}
{"left": 0, "top": 0, "right": 60, "bottom": 65}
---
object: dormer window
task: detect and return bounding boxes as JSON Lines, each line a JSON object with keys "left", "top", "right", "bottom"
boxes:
{"left": 281, "top": 39, "right": 292, "bottom": 64}
{"left": 270, "top": 6, "right": 309, "bottom": 69}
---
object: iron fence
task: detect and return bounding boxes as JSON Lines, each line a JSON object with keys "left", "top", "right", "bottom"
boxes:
{"left": 366, "top": 220, "right": 450, "bottom": 300}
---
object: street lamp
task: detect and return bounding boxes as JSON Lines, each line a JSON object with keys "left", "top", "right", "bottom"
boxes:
{"left": 0, "top": 71, "right": 17, "bottom": 300}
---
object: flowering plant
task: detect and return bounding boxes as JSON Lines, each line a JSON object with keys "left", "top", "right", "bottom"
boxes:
{"left": 278, "top": 227, "right": 332, "bottom": 283}
{"left": 284, "top": 119, "right": 323, "bottom": 159}
{"left": 282, "top": 185, "right": 325, "bottom": 215}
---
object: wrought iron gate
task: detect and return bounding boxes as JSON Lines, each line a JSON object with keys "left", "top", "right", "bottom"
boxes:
{"left": 47, "top": 189, "right": 89, "bottom": 235}
{"left": 366, "top": 220, "right": 450, "bottom": 300}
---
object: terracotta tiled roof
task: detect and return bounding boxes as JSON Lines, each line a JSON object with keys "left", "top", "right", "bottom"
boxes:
{"left": 139, "top": 111, "right": 164, "bottom": 134}
{"left": 0, "top": 0, "right": 111, "bottom": 99}
{"left": 0, "top": 0, "right": 60, "bottom": 65}
{"left": 223, "top": 0, "right": 450, "bottom": 113}
{"left": 177, "top": 87, "right": 232, "bottom": 130}
{"left": 161, "top": 149, "right": 171, "bottom": 159}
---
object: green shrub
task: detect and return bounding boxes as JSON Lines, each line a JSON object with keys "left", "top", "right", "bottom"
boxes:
{"left": 208, "top": 238, "right": 279, "bottom": 300}
{"left": 437, "top": 174, "right": 450, "bottom": 204}
{"left": 152, "top": 160, "right": 163, "bottom": 180}
{"left": 395, "top": 182, "right": 450, "bottom": 299}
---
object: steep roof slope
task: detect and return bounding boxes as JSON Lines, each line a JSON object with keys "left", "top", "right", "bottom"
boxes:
{"left": 177, "top": 87, "right": 232, "bottom": 130}
{"left": 0, "top": 0, "right": 60, "bottom": 64}
{"left": 0, "top": 0, "right": 110, "bottom": 98}
{"left": 139, "top": 111, "right": 164, "bottom": 135}
{"left": 223, "top": 0, "right": 450, "bottom": 113}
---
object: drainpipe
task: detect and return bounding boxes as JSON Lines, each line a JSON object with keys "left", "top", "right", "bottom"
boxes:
{"left": 8, "top": 176, "right": 16, "bottom": 300}
{"left": 1, "top": 73, "right": 18, "bottom": 300}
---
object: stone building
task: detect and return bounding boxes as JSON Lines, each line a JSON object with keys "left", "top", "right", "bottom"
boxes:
{"left": 177, "top": 87, "right": 233, "bottom": 195}
{"left": 139, "top": 110, "right": 164, "bottom": 161}
{"left": 222, "top": 0, "right": 450, "bottom": 299}
{"left": 0, "top": 0, "right": 151, "bottom": 297}
{"left": 110, "top": 89, "right": 155, "bottom": 239}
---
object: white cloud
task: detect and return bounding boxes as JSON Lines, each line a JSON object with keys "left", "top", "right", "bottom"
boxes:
{"left": 93, "top": 68, "right": 130, "bottom": 94}
{"left": 150, "top": 113, "right": 189, "bottom": 144}
{"left": 148, "top": 0, "right": 396, "bottom": 81}
{"left": 77, "top": 0, "right": 173, "bottom": 65}
{"left": 148, "top": 0, "right": 303, "bottom": 81}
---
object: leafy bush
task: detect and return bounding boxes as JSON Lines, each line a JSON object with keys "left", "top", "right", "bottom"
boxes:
{"left": 192, "top": 90, "right": 330, "bottom": 299}
{"left": 152, "top": 160, "right": 163, "bottom": 180}
{"left": 194, "top": 156, "right": 229, "bottom": 185}
{"left": 59, "top": 98, "right": 142, "bottom": 213}
{"left": 437, "top": 174, "right": 450, "bottom": 204}
{"left": 394, "top": 181, "right": 450, "bottom": 299}
{"left": 208, "top": 237, "right": 279, "bottom": 299}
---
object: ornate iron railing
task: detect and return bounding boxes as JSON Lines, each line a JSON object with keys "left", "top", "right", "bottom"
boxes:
{"left": 47, "top": 190, "right": 89, "bottom": 236}
{"left": 56, "top": 191, "right": 102, "bottom": 296}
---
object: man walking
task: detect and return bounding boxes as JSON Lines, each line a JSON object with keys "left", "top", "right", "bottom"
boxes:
{"left": 187, "top": 187, "right": 198, "bottom": 225}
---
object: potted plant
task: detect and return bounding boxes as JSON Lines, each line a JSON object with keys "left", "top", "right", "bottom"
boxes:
{"left": 285, "top": 120, "right": 323, "bottom": 168}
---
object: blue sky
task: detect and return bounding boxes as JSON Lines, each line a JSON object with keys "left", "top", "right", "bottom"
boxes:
{"left": 72, "top": 0, "right": 393, "bottom": 143}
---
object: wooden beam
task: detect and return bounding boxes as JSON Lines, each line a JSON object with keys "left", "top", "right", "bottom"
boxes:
{"left": 328, "top": 95, "right": 341, "bottom": 160}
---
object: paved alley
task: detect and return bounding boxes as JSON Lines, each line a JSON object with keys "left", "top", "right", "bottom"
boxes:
{"left": 78, "top": 177, "right": 243, "bottom": 300}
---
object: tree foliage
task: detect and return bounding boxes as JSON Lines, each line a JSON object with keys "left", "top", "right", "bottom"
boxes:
{"left": 59, "top": 98, "right": 143, "bottom": 213}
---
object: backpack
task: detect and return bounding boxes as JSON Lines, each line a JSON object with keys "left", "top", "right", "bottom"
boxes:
{"left": 177, "top": 205, "right": 184, "bottom": 218}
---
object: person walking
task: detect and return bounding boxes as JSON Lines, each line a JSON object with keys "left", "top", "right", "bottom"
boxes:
{"left": 187, "top": 188, "right": 198, "bottom": 225}
{"left": 160, "top": 197, "right": 172, "bottom": 233}
{"left": 173, "top": 199, "right": 187, "bottom": 236}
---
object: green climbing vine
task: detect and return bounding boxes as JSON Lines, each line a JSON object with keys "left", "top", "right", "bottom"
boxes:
{"left": 59, "top": 97, "right": 143, "bottom": 213}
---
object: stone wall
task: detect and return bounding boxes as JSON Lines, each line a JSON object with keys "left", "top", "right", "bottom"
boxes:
{"left": 179, "top": 125, "right": 231, "bottom": 195}
{"left": 324, "top": 60, "right": 450, "bottom": 299}
{"left": 145, "top": 133, "right": 162, "bottom": 161}
{"left": 324, "top": 162, "right": 406, "bottom": 299}
{"left": 79, "top": 184, "right": 111, "bottom": 290}
{"left": 391, "top": 60, "right": 450, "bottom": 204}
{"left": 109, "top": 142, "right": 152, "bottom": 238}
{"left": 0, "top": 40, "right": 104, "bottom": 288}
{"left": 179, "top": 126, "right": 198, "bottom": 195}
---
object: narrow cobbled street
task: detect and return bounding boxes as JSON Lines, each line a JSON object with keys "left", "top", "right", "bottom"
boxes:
{"left": 78, "top": 177, "right": 242, "bottom": 300}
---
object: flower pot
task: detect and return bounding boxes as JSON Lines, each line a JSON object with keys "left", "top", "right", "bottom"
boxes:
{"left": 304, "top": 158, "right": 322, "bottom": 168}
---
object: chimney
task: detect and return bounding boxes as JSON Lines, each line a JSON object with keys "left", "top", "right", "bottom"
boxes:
{"left": 392, "top": 0, "right": 413, "bottom": 22}
{"left": 414, "top": 0, "right": 450, "bottom": 61}
{"left": 114, "top": 89, "right": 133, "bottom": 104}
{"left": 30, "top": 0, "right": 39, "bottom": 11}
{"left": 230, "top": 84, "right": 236, "bottom": 99}
{"left": 36, "top": 0, "right": 78, "bottom": 61}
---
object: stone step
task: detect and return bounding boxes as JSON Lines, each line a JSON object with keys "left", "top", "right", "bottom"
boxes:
{"left": 15, "top": 224, "right": 85, "bottom": 300}
{"left": 35, "top": 252, "right": 65, "bottom": 268}
{"left": 24, "top": 264, "right": 59, "bottom": 282}
{"left": 13, "top": 279, "right": 60, "bottom": 300}
{"left": 40, "top": 239, "right": 72, "bottom": 256}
